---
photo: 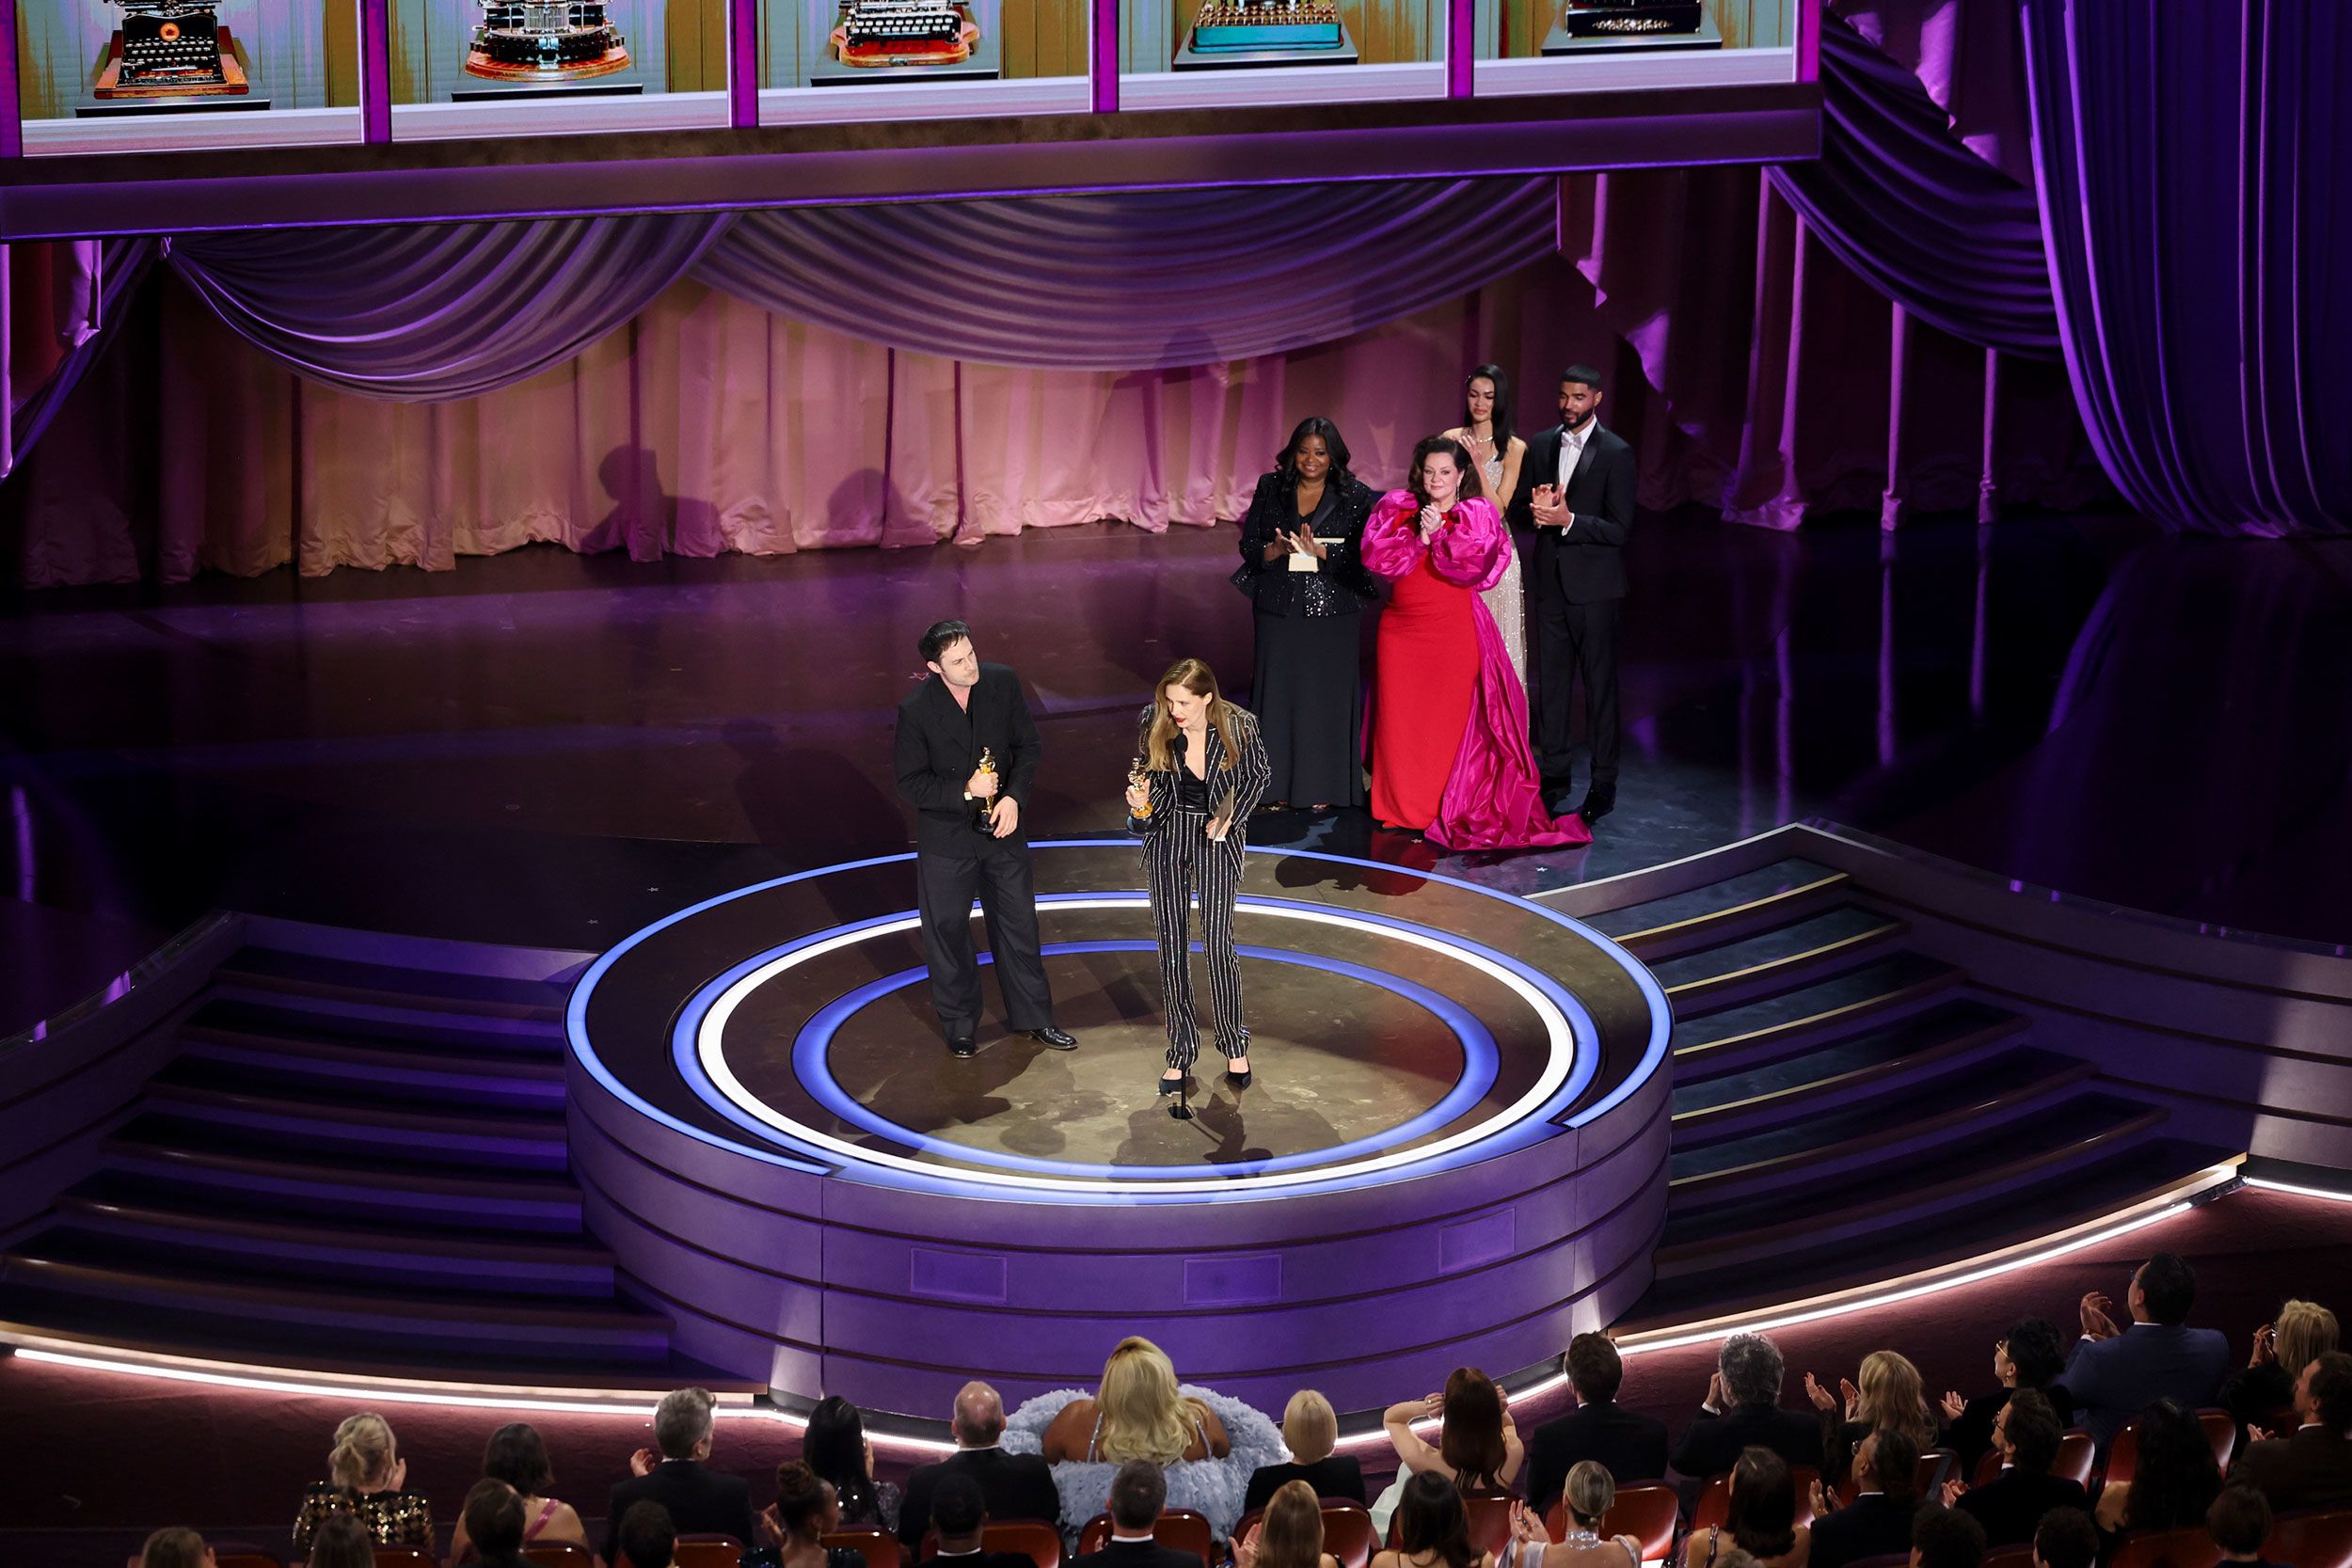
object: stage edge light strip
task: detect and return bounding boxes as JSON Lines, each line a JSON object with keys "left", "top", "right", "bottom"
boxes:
{"left": 2244, "top": 1176, "right": 2352, "bottom": 1203}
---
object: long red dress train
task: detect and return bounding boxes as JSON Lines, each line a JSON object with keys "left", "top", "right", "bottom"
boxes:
{"left": 1362, "top": 490, "right": 1591, "bottom": 851}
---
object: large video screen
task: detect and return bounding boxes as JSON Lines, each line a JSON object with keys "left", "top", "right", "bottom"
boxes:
{"left": 387, "top": 0, "right": 731, "bottom": 136}
{"left": 761, "top": 0, "right": 1090, "bottom": 122}
{"left": 16, "top": 0, "right": 363, "bottom": 153}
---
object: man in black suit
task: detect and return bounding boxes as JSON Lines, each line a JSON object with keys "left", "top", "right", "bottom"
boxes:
{"left": 2062, "top": 1251, "right": 2232, "bottom": 1451}
{"left": 2232, "top": 1350, "right": 2352, "bottom": 1512}
{"left": 1806, "top": 1428, "right": 1922, "bottom": 1568}
{"left": 602, "top": 1388, "right": 755, "bottom": 1564}
{"left": 1509, "top": 364, "right": 1636, "bottom": 826}
{"left": 1912, "top": 1503, "right": 1986, "bottom": 1568}
{"left": 1670, "top": 1331, "right": 1823, "bottom": 1482}
{"left": 893, "top": 620, "right": 1079, "bottom": 1059}
{"left": 898, "top": 1381, "right": 1065, "bottom": 1551}
{"left": 1527, "top": 1332, "right": 1670, "bottom": 1512}
{"left": 929, "top": 1473, "right": 1053, "bottom": 1568}
{"left": 1947, "top": 1390, "right": 2088, "bottom": 1549}
{"left": 1068, "top": 1462, "right": 1199, "bottom": 1568}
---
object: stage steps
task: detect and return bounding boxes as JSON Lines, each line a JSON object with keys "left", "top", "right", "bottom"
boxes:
{"left": 0, "top": 933, "right": 748, "bottom": 1388}
{"left": 1554, "top": 853, "right": 2241, "bottom": 1334}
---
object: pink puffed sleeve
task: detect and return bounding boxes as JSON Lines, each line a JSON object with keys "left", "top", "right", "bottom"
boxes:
{"left": 1359, "top": 489, "right": 1427, "bottom": 580}
{"left": 1425, "top": 497, "right": 1510, "bottom": 591}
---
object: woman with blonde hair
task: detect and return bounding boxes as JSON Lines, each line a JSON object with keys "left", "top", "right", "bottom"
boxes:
{"left": 1042, "top": 1336, "right": 1233, "bottom": 1465}
{"left": 1505, "top": 1462, "right": 1643, "bottom": 1568}
{"left": 1237, "top": 1479, "right": 1345, "bottom": 1568}
{"left": 1804, "top": 1351, "right": 1936, "bottom": 1487}
{"left": 293, "top": 1411, "right": 433, "bottom": 1552}
{"left": 2224, "top": 1298, "right": 2339, "bottom": 1435}
{"left": 1124, "top": 657, "right": 1272, "bottom": 1096}
{"left": 1247, "top": 1390, "right": 1368, "bottom": 1512}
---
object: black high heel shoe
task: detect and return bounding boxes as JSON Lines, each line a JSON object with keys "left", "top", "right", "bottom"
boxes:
{"left": 1158, "top": 1072, "right": 1185, "bottom": 1096}
{"left": 1224, "top": 1062, "right": 1253, "bottom": 1088}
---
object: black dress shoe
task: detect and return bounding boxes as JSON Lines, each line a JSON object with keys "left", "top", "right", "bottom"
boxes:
{"left": 1574, "top": 789, "right": 1616, "bottom": 825}
{"left": 948, "top": 1036, "right": 977, "bottom": 1058}
{"left": 1027, "top": 1026, "right": 1078, "bottom": 1051}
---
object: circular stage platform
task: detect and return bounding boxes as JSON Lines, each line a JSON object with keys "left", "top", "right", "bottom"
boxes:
{"left": 565, "top": 839, "right": 1672, "bottom": 1415}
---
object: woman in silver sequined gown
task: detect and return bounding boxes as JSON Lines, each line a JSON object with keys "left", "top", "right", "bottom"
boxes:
{"left": 1444, "top": 364, "right": 1530, "bottom": 689}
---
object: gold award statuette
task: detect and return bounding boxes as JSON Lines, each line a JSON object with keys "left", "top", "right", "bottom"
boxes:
{"left": 973, "top": 746, "right": 998, "bottom": 831}
{"left": 1128, "top": 754, "right": 1153, "bottom": 819}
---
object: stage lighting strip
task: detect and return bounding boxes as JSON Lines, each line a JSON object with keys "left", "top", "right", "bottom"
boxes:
{"left": 682, "top": 893, "right": 1587, "bottom": 1197}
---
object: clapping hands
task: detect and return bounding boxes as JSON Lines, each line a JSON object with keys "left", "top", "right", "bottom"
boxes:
{"left": 2081, "top": 1291, "right": 2122, "bottom": 1340}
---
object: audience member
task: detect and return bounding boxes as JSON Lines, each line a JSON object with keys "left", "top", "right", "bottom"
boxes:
{"left": 462, "top": 1479, "right": 532, "bottom": 1568}
{"left": 307, "top": 1514, "right": 377, "bottom": 1568}
{"left": 139, "top": 1528, "right": 215, "bottom": 1568}
{"left": 2205, "top": 1484, "right": 2290, "bottom": 1568}
{"left": 604, "top": 1387, "right": 758, "bottom": 1563}
{"left": 1940, "top": 1321, "right": 2074, "bottom": 1473}
{"left": 1386, "top": 1367, "right": 1523, "bottom": 1494}
{"left": 1043, "top": 1338, "right": 1232, "bottom": 1465}
{"left": 901, "top": 1381, "right": 1065, "bottom": 1549}
{"left": 1944, "top": 1391, "right": 2087, "bottom": 1548}
{"left": 2063, "top": 1253, "right": 2231, "bottom": 1450}
{"left": 1911, "top": 1505, "right": 1983, "bottom": 1568}
{"left": 1526, "top": 1335, "right": 1670, "bottom": 1512}
{"left": 2093, "top": 1398, "right": 2222, "bottom": 1538}
{"left": 1682, "top": 1449, "right": 1806, "bottom": 1568}
{"left": 805, "top": 1395, "right": 904, "bottom": 1534}
{"left": 293, "top": 1412, "right": 434, "bottom": 1552}
{"left": 1246, "top": 1390, "right": 1368, "bottom": 1513}
{"left": 752, "top": 1460, "right": 863, "bottom": 1568}
{"left": 2231, "top": 1348, "right": 2352, "bottom": 1511}
{"left": 1806, "top": 1429, "right": 1919, "bottom": 1568}
{"left": 450, "top": 1421, "right": 590, "bottom": 1561}
{"left": 1237, "top": 1479, "right": 1344, "bottom": 1568}
{"left": 2028, "top": 1509, "right": 2095, "bottom": 1568}
{"left": 2220, "top": 1300, "right": 2337, "bottom": 1439}
{"left": 1069, "top": 1461, "right": 1201, "bottom": 1568}
{"left": 1672, "top": 1335, "right": 1823, "bottom": 1481}
{"left": 619, "top": 1499, "right": 679, "bottom": 1568}
{"left": 930, "top": 1472, "right": 1054, "bottom": 1568}
{"left": 1503, "top": 1461, "right": 1644, "bottom": 1568}
{"left": 1373, "top": 1471, "right": 1493, "bottom": 1568}
{"left": 1806, "top": 1352, "right": 1937, "bottom": 1489}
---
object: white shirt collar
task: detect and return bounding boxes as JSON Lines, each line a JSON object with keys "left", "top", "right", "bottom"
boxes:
{"left": 1111, "top": 1534, "right": 1159, "bottom": 1544}
{"left": 958, "top": 1442, "right": 1003, "bottom": 1452}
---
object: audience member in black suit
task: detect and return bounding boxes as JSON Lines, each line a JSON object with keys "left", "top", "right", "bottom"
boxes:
{"left": 2092, "top": 1398, "right": 2221, "bottom": 1541}
{"left": 2206, "top": 1484, "right": 2295, "bottom": 1568}
{"left": 929, "top": 1473, "right": 1050, "bottom": 1568}
{"left": 2221, "top": 1302, "right": 2340, "bottom": 1448}
{"left": 1943, "top": 1390, "right": 2088, "bottom": 1549}
{"left": 618, "top": 1501, "right": 678, "bottom": 1568}
{"left": 2063, "top": 1252, "right": 2232, "bottom": 1451}
{"left": 1805, "top": 1429, "right": 1921, "bottom": 1568}
{"left": 462, "top": 1480, "right": 532, "bottom": 1568}
{"left": 2029, "top": 1509, "right": 2096, "bottom": 1568}
{"left": 1526, "top": 1334, "right": 1671, "bottom": 1513}
{"left": 899, "top": 1382, "right": 1065, "bottom": 1550}
{"left": 2231, "top": 1349, "right": 2352, "bottom": 1512}
{"left": 1671, "top": 1333, "right": 1824, "bottom": 1483}
{"left": 1939, "top": 1320, "right": 2076, "bottom": 1475}
{"left": 1373, "top": 1470, "right": 1494, "bottom": 1568}
{"left": 1683, "top": 1449, "right": 1807, "bottom": 1568}
{"left": 603, "top": 1388, "right": 757, "bottom": 1564}
{"left": 1068, "top": 1462, "right": 1205, "bottom": 1568}
{"left": 1912, "top": 1504, "right": 1985, "bottom": 1568}
{"left": 1245, "top": 1390, "right": 1368, "bottom": 1513}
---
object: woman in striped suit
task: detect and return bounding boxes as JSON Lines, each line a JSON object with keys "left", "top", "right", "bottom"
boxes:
{"left": 1125, "top": 658, "right": 1273, "bottom": 1094}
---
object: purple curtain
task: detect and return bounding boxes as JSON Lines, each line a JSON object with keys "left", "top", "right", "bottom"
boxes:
{"left": 167, "top": 214, "right": 732, "bottom": 402}
{"left": 2021, "top": 0, "right": 2352, "bottom": 538}
{"left": 1768, "top": 13, "right": 2057, "bottom": 357}
{"left": 6, "top": 238, "right": 155, "bottom": 475}
{"left": 694, "top": 179, "right": 1561, "bottom": 371}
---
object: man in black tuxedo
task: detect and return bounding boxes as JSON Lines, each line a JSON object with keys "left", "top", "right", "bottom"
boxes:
{"left": 1510, "top": 364, "right": 1636, "bottom": 825}
{"left": 2062, "top": 1251, "right": 2231, "bottom": 1451}
{"left": 928, "top": 1473, "right": 1054, "bottom": 1568}
{"left": 1068, "top": 1462, "right": 1198, "bottom": 1568}
{"left": 898, "top": 1381, "right": 1065, "bottom": 1550}
{"left": 894, "top": 620, "right": 1079, "bottom": 1059}
{"left": 1526, "top": 1333, "right": 1670, "bottom": 1512}
{"left": 2232, "top": 1350, "right": 2352, "bottom": 1512}
{"left": 1947, "top": 1390, "right": 2088, "bottom": 1549}
{"left": 1669, "top": 1331, "right": 1823, "bottom": 1482}
{"left": 602, "top": 1388, "right": 755, "bottom": 1565}
{"left": 1806, "top": 1429, "right": 1922, "bottom": 1568}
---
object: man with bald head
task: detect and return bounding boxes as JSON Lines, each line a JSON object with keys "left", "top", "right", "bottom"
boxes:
{"left": 898, "top": 1381, "right": 1064, "bottom": 1550}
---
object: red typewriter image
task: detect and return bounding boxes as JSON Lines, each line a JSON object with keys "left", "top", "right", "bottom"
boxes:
{"left": 832, "top": 0, "right": 979, "bottom": 68}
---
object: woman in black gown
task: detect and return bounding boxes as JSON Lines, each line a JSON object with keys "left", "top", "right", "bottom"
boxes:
{"left": 1232, "top": 417, "right": 1378, "bottom": 812}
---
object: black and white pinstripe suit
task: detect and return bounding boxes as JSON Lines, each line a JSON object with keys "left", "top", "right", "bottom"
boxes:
{"left": 1127, "top": 704, "right": 1273, "bottom": 1071}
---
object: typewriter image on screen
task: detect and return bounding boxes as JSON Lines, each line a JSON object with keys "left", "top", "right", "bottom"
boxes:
{"left": 93, "top": 0, "right": 247, "bottom": 97}
{"left": 1560, "top": 0, "right": 1704, "bottom": 36}
{"left": 833, "top": 0, "right": 978, "bottom": 67}
{"left": 1187, "top": 0, "right": 1343, "bottom": 54}
{"left": 465, "top": 0, "right": 631, "bottom": 81}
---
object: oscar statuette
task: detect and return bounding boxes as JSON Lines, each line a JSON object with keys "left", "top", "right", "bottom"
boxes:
{"left": 972, "top": 747, "right": 998, "bottom": 832}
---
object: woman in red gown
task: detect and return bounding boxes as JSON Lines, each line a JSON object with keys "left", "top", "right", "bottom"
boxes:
{"left": 1363, "top": 436, "right": 1590, "bottom": 851}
